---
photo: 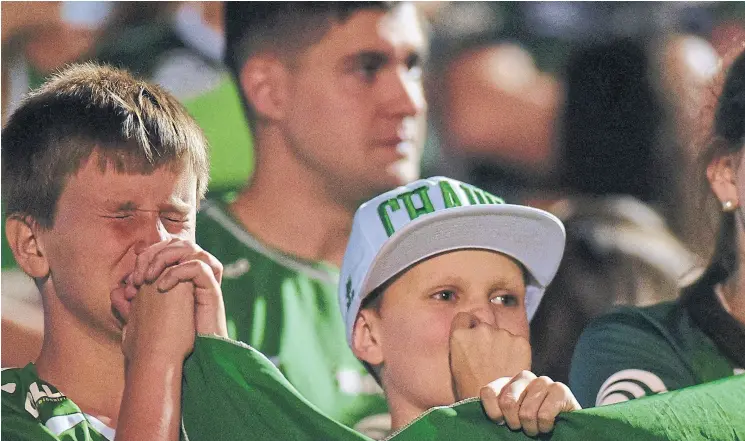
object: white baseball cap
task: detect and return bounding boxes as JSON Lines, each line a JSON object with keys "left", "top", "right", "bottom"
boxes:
{"left": 339, "top": 176, "right": 566, "bottom": 346}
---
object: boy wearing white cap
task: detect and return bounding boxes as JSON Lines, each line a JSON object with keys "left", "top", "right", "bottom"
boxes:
{"left": 340, "top": 176, "right": 580, "bottom": 435}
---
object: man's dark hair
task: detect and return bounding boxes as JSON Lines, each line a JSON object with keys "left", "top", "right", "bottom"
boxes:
{"left": 223, "top": 2, "right": 395, "bottom": 125}
{"left": 224, "top": 2, "right": 394, "bottom": 75}
{"left": 2, "top": 63, "right": 211, "bottom": 228}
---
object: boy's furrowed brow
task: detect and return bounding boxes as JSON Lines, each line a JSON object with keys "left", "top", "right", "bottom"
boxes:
{"left": 109, "top": 200, "right": 193, "bottom": 214}
{"left": 113, "top": 201, "right": 137, "bottom": 211}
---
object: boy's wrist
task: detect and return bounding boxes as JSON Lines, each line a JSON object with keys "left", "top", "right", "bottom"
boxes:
{"left": 195, "top": 304, "right": 229, "bottom": 337}
{"left": 127, "top": 344, "right": 192, "bottom": 366}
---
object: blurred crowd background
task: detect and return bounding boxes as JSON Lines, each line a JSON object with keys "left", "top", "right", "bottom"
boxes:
{"left": 2, "top": 1, "right": 745, "bottom": 381}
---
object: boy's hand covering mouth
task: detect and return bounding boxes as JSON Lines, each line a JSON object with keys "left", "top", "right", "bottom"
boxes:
{"left": 112, "top": 239, "right": 228, "bottom": 339}
{"left": 449, "top": 311, "right": 531, "bottom": 400}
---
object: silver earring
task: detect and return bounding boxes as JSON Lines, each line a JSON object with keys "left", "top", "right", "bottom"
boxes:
{"left": 723, "top": 200, "right": 736, "bottom": 212}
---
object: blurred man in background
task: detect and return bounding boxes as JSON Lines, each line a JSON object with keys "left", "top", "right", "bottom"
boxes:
{"left": 195, "top": 2, "right": 427, "bottom": 434}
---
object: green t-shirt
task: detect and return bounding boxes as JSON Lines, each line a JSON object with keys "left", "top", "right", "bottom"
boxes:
{"left": 196, "top": 199, "right": 388, "bottom": 431}
{"left": 5, "top": 336, "right": 745, "bottom": 441}
{"left": 569, "top": 284, "right": 744, "bottom": 408}
{"left": 2, "top": 365, "right": 114, "bottom": 440}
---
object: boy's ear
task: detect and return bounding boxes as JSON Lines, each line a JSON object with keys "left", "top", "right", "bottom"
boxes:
{"left": 5, "top": 216, "right": 50, "bottom": 279}
{"left": 238, "top": 54, "right": 289, "bottom": 122}
{"left": 707, "top": 153, "right": 740, "bottom": 208}
{"left": 351, "top": 310, "right": 385, "bottom": 366}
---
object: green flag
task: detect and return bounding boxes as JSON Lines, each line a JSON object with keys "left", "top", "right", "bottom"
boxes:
{"left": 182, "top": 336, "right": 745, "bottom": 441}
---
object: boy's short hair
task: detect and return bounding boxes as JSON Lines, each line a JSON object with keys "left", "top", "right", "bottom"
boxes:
{"left": 223, "top": 1, "right": 395, "bottom": 124}
{"left": 2, "top": 63, "right": 210, "bottom": 228}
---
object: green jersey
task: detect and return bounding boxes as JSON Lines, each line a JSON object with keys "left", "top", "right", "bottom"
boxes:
{"left": 2, "top": 366, "right": 114, "bottom": 440}
{"left": 569, "top": 278, "right": 745, "bottom": 408}
{"left": 196, "top": 199, "right": 388, "bottom": 431}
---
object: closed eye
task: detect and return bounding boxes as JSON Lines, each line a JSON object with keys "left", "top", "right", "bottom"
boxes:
{"left": 104, "top": 213, "right": 134, "bottom": 220}
{"left": 162, "top": 215, "right": 187, "bottom": 223}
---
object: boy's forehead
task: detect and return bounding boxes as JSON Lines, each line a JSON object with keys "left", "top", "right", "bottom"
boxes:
{"left": 401, "top": 249, "right": 526, "bottom": 282}
{"left": 69, "top": 151, "right": 198, "bottom": 204}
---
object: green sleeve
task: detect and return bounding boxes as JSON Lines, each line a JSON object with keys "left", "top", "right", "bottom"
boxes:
{"left": 1, "top": 416, "right": 59, "bottom": 441}
{"left": 392, "top": 376, "right": 745, "bottom": 441}
{"left": 181, "top": 335, "right": 373, "bottom": 441}
{"left": 568, "top": 308, "right": 695, "bottom": 408}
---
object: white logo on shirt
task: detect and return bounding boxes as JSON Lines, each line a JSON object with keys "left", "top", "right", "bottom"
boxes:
{"left": 25, "top": 382, "right": 65, "bottom": 418}
{"left": 596, "top": 369, "right": 668, "bottom": 406}
{"left": 224, "top": 258, "right": 251, "bottom": 279}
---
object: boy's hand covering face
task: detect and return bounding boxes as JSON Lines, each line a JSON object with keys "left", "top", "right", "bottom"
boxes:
{"left": 480, "top": 371, "right": 581, "bottom": 437}
{"left": 111, "top": 238, "right": 228, "bottom": 340}
{"left": 449, "top": 311, "right": 531, "bottom": 400}
{"left": 120, "top": 270, "right": 197, "bottom": 362}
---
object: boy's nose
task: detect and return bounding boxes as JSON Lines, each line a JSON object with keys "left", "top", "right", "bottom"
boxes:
{"left": 135, "top": 217, "right": 171, "bottom": 252}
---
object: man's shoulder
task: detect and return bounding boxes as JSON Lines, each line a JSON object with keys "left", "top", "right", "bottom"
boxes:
{"left": 196, "top": 198, "right": 284, "bottom": 267}
{"left": 196, "top": 197, "right": 240, "bottom": 239}
{"left": 196, "top": 198, "right": 339, "bottom": 285}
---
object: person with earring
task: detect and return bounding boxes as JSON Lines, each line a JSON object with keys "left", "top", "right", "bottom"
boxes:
{"left": 568, "top": 46, "right": 745, "bottom": 408}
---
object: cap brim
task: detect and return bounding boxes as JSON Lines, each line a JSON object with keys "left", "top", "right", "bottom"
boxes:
{"left": 359, "top": 204, "right": 565, "bottom": 320}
